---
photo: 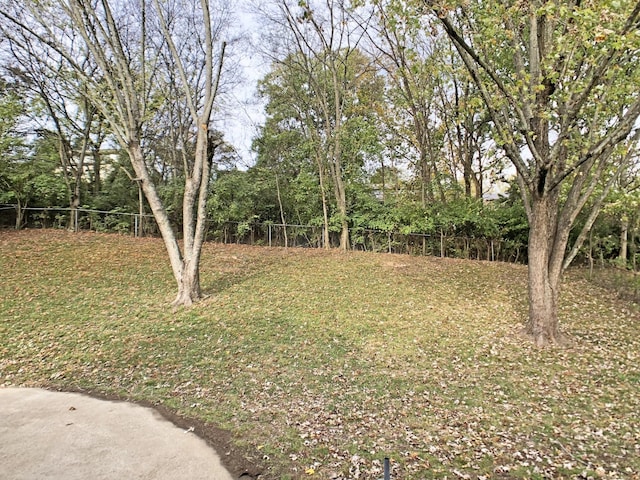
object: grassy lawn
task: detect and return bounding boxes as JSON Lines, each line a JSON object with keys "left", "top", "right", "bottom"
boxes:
{"left": 1, "top": 229, "right": 638, "bottom": 479}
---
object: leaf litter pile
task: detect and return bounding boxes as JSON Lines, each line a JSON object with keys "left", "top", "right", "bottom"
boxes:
{"left": 1, "top": 230, "right": 638, "bottom": 479}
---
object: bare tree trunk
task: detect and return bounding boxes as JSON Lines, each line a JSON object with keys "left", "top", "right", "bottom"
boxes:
{"left": 419, "top": 142, "right": 433, "bottom": 207}
{"left": 619, "top": 215, "right": 629, "bottom": 264}
{"left": 70, "top": 139, "right": 87, "bottom": 232}
{"left": 314, "top": 151, "right": 331, "bottom": 249}
{"left": 275, "top": 172, "right": 288, "bottom": 248}
{"left": 174, "top": 256, "right": 201, "bottom": 306}
{"left": 278, "top": 0, "right": 354, "bottom": 251}
{"left": 127, "top": 141, "right": 186, "bottom": 295}
{"left": 173, "top": 124, "right": 218, "bottom": 306}
{"left": 335, "top": 174, "right": 349, "bottom": 251}
{"left": 14, "top": 201, "right": 24, "bottom": 230}
{"left": 331, "top": 75, "right": 349, "bottom": 251}
{"left": 588, "top": 229, "right": 594, "bottom": 280}
{"left": 137, "top": 181, "right": 144, "bottom": 237}
{"left": 340, "top": 216, "right": 349, "bottom": 250}
{"left": 92, "top": 145, "right": 101, "bottom": 195}
{"left": 151, "top": 0, "right": 227, "bottom": 305}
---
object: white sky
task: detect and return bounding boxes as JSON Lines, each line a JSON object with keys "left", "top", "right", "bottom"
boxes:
{"left": 220, "top": 1, "right": 268, "bottom": 169}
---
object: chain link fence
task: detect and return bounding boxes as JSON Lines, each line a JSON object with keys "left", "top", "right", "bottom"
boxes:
{"left": 0, "top": 206, "right": 158, "bottom": 237}
{"left": 3, "top": 204, "right": 637, "bottom": 302}
{"left": 1, "top": 205, "right": 525, "bottom": 262}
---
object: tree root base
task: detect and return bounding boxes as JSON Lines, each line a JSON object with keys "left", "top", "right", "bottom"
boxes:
{"left": 171, "top": 291, "right": 200, "bottom": 308}
{"left": 520, "top": 327, "right": 574, "bottom": 348}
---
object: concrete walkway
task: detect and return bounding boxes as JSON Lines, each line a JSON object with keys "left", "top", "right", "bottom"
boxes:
{"left": 0, "top": 388, "right": 235, "bottom": 480}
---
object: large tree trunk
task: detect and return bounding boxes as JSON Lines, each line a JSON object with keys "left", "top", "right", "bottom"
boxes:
{"left": 526, "top": 195, "right": 563, "bottom": 346}
{"left": 174, "top": 256, "right": 201, "bottom": 307}
{"left": 433, "top": 1, "right": 640, "bottom": 347}
{"left": 1, "top": 0, "right": 227, "bottom": 308}
{"left": 127, "top": 140, "right": 192, "bottom": 302}
{"left": 527, "top": 245, "right": 561, "bottom": 346}
{"left": 173, "top": 125, "right": 213, "bottom": 306}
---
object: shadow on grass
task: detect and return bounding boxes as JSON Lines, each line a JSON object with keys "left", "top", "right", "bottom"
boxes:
{"left": 201, "top": 270, "right": 263, "bottom": 297}
{"left": 198, "top": 246, "right": 289, "bottom": 298}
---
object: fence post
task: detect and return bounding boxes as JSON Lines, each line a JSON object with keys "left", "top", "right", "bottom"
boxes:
{"left": 134, "top": 214, "right": 139, "bottom": 237}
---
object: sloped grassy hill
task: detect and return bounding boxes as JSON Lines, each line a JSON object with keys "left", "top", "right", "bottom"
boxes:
{"left": 1, "top": 230, "right": 638, "bottom": 479}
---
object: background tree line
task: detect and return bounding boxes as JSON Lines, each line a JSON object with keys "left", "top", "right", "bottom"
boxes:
{"left": 2, "top": 2, "right": 634, "bottom": 264}
{"left": 5, "top": 64, "right": 629, "bottom": 269}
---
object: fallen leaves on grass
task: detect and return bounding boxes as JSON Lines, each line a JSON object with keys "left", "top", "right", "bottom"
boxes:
{"left": 1, "top": 230, "right": 639, "bottom": 479}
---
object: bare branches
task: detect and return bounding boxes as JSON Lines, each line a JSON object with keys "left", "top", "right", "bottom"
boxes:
{"left": 1, "top": 0, "right": 232, "bottom": 304}
{"left": 153, "top": 0, "right": 197, "bottom": 122}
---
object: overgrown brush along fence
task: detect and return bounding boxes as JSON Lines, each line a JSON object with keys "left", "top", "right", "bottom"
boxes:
{"left": 3, "top": 205, "right": 639, "bottom": 301}
{"left": 1, "top": 205, "right": 522, "bottom": 262}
